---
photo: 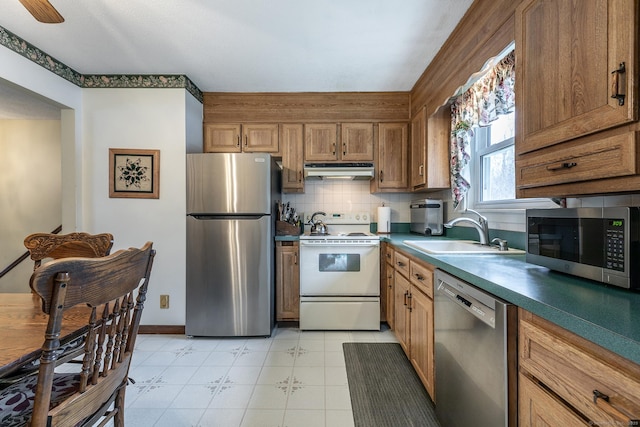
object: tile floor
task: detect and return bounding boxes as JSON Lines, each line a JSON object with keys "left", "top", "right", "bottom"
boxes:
{"left": 110, "top": 325, "right": 398, "bottom": 427}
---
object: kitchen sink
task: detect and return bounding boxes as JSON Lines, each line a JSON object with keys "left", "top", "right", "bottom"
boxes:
{"left": 403, "top": 240, "right": 525, "bottom": 255}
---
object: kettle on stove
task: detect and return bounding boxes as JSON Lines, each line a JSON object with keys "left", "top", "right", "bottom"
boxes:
{"left": 309, "top": 211, "right": 329, "bottom": 235}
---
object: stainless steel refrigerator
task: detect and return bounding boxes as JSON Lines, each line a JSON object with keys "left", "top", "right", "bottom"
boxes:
{"left": 186, "top": 152, "right": 281, "bottom": 337}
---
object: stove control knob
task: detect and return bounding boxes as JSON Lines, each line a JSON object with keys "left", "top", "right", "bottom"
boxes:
{"left": 355, "top": 214, "right": 360, "bottom": 220}
{"left": 362, "top": 214, "right": 367, "bottom": 221}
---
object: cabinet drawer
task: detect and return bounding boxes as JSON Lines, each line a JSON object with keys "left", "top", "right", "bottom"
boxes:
{"left": 517, "top": 131, "right": 637, "bottom": 189}
{"left": 519, "top": 373, "right": 590, "bottom": 427}
{"left": 384, "top": 245, "right": 395, "bottom": 266}
{"left": 394, "top": 251, "right": 410, "bottom": 278}
{"left": 409, "top": 261, "right": 433, "bottom": 298}
{"left": 519, "top": 316, "right": 640, "bottom": 424}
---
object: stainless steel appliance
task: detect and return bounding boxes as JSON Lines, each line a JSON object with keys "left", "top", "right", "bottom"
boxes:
{"left": 434, "top": 270, "right": 517, "bottom": 427}
{"left": 526, "top": 207, "right": 640, "bottom": 289}
{"left": 410, "top": 199, "right": 443, "bottom": 235}
{"left": 303, "top": 162, "right": 374, "bottom": 180}
{"left": 186, "top": 153, "right": 281, "bottom": 337}
{"left": 299, "top": 212, "right": 380, "bottom": 330}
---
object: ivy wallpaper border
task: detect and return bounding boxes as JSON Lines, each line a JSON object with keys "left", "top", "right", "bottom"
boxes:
{"left": 0, "top": 24, "right": 203, "bottom": 103}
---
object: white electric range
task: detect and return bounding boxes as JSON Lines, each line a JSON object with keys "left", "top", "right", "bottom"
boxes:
{"left": 298, "top": 212, "right": 380, "bottom": 330}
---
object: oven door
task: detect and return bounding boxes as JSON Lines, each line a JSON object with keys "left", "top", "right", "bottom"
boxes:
{"left": 299, "top": 241, "right": 380, "bottom": 296}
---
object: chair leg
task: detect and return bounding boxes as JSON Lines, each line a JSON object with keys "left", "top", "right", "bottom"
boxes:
{"left": 113, "top": 387, "right": 126, "bottom": 427}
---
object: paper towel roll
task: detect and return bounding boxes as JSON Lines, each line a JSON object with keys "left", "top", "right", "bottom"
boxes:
{"left": 377, "top": 206, "right": 391, "bottom": 234}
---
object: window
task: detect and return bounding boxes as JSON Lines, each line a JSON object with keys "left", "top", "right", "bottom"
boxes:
{"left": 472, "top": 112, "right": 515, "bottom": 203}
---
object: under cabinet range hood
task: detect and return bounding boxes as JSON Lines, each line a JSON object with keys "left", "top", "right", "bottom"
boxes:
{"left": 303, "top": 163, "right": 375, "bottom": 180}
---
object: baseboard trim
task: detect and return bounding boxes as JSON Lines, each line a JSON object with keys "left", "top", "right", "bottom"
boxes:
{"left": 139, "top": 325, "right": 185, "bottom": 334}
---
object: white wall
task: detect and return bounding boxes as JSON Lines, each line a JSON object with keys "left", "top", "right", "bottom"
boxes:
{"left": 0, "top": 120, "right": 61, "bottom": 292}
{"left": 82, "top": 88, "right": 201, "bottom": 325}
{"left": 0, "top": 46, "right": 83, "bottom": 232}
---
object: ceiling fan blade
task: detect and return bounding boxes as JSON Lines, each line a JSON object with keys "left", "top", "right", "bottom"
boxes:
{"left": 19, "top": 0, "right": 64, "bottom": 23}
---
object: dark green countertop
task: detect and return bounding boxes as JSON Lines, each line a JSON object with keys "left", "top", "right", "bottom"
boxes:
{"left": 383, "top": 233, "right": 640, "bottom": 365}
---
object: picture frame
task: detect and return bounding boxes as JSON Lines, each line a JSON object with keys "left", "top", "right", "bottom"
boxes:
{"left": 109, "top": 148, "right": 160, "bottom": 199}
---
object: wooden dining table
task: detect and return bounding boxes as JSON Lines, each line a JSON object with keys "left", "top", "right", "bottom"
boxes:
{"left": 0, "top": 292, "right": 93, "bottom": 378}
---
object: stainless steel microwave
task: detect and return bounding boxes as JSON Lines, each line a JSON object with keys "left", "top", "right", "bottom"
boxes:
{"left": 526, "top": 207, "right": 640, "bottom": 289}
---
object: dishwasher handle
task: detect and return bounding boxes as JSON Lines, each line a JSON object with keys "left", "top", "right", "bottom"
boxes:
{"left": 437, "top": 280, "right": 496, "bottom": 328}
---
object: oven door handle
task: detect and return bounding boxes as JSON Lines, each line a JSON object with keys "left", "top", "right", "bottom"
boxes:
{"left": 299, "top": 241, "right": 380, "bottom": 248}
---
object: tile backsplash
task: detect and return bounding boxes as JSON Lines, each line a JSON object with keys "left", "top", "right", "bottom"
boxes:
{"left": 282, "top": 180, "right": 418, "bottom": 223}
{"left": 283, "top": 179, "right": 640, "bottom": 232}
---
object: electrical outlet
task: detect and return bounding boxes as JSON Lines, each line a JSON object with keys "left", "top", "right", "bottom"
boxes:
{"left": 160, "top": 294, "right": 169, "bottom": 309}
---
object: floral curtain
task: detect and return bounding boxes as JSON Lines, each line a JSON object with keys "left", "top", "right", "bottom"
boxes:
{"left": 450, "top": 50, "right": 515, "bottom": 209}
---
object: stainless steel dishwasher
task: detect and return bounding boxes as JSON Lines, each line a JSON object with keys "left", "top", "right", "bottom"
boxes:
{"left": 434, "top": 269, "right": 517, "bottom": 427}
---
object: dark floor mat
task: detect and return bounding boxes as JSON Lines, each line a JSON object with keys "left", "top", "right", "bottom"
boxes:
{"left": 343, "top": 342, "right": 441, "bottom": 427}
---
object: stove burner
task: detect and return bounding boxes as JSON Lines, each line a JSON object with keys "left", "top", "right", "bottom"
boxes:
{"left": 347, "top": 232, "right": 367, "bottom": 236}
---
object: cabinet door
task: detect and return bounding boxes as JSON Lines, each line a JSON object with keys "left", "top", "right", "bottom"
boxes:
{"left": 519, "top": 373, "right": 590, "bottom": 427}
{"left": 378, "top": 123, "right": 408, "bottom": 189}
{"left": 426, "top": 108, "right": 452, "bottom": 189}
{"left": 280, "top": 124, "right": 304, "bottom": 193}
{"left": 410, "top": 286, "right": 434, "bottom": 399}
{"left": 393, "top": 272, "right": 411, "bottom": 354}
{"left": 411, "top": 108, "right": 427, "bottom": 188}
{"left": 204, "top": 124, "right": 242, "bottom": 152}
{"left": 276, "top": 242, "right": 300, "bottom": 321}
{"left": 384, "top": 245, "right": 395, "bottom": 328}
{"left": 385, "top": 265, "right": 395, "bottom": 329}
{"left": 243, "top": 124, "right": 279, "bottom": 152}
{"left": 304, "top": 124, "right": 338, "bottom": 161}
{"left": 342, "top": 123, "right": 374, "bottom": 161}
{"left": 516, "top": 0, "right": 637, "bottom": 154}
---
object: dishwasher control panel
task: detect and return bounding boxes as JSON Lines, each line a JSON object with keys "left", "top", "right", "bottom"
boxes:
{"left": 436, "top": 274, "right": 496, "bottom": 328}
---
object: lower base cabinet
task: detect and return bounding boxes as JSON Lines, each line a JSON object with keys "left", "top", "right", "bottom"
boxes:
{"left": 276, "top": 241, "right": 299, "bottom": 321}
{"left": 389, "top": 247, "right": 435, "bottom": 399}
{"left": 518, "top": 308, "right": 640, "bottom": 426}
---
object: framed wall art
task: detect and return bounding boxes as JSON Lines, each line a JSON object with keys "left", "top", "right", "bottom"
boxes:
{"left": 109, "top": 148, "right": 160, "bottom": 199}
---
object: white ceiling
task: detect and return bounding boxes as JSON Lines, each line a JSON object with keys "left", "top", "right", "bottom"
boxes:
{"left": 0, "top": 0, "right": 474, "bottom": 118}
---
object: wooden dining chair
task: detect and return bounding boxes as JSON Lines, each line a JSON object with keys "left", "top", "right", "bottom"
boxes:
{"left": 24, "top": 232, "right": 115, "bottom": 270}
{"left": 0, "top": 241, "right": 155, "bottom": 427}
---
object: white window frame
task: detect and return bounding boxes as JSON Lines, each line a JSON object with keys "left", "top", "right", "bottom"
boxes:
{"left": 468, "top": 134, "right": 558, "bottom": 211}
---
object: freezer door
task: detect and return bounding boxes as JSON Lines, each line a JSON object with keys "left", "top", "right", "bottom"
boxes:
{"left": 186, "top": 215, "right": 274, "bottom": 336}
{"left": 187, "top": 152, "right": 273, "bottom": 214}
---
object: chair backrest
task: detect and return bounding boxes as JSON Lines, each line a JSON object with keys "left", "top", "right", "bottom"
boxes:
{"left": 24, "top": 232, "right": 115, "bottom": 270}
{"left": 28, "top": 241, "right": 155, "bottom": 427}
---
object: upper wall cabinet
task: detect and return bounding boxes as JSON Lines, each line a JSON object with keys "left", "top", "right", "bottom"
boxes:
{"left": 341, "top": 123, "right": 374, "bottom": 161}
{"left": 304, "top": 123, "right": 374, "bottom": 162}
{"left": 409, "top": 106, "right": 450, "bottom": 192}
{"left": 281, "top": 124, "right": 304, "bottom": 193}
{"left": 410, "top": 107, "right": 427, "bottom": 188}
{"left": 204, "top": 123, "right": 279, "bottom": 153}
{"left": 374, "top": 123, "right": 408, "bottom": 191}
{"left": 515, "top": 0, "right": 637, "bottom": 155}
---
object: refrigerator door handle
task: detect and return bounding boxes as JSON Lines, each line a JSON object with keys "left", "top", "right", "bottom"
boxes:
{"left": 189, "top": 214, "right": 268, "bottom": 220}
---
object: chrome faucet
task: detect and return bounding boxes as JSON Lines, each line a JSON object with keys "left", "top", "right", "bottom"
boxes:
{"left": 444, "top": 209, "right": 490, "bottom": 245}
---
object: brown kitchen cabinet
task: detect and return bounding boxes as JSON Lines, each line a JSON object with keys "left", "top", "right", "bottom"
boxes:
{"left": 373, "top": 123, "right": 408, "bottom": 191}
{"left": 280, "top": 124, "right": 304, "bottom": 193}
{"left": 204, "top": 123, "right": 279, "bottom": 153}
{"left": 342, "top": 123, "right": 374, "bottom": 161}
{"left": 516, "top": 127, "right": 639, "bottom": 196}
{"left": 276, "top": 241, "right": 299, "bottom": 321}
{"left": 390, "top": 247, "right": 435, "bottom": 399}
{"left": 516, "top": 0, "right": 637, "bottom": 155}
{"left": 410, "top": 106, "right": 450, "bottom": 192}
{"left": 518, "top": 308, "right": 640, "bottom": 426}
{"left": 304, "top": 123, "right": 374, "bottom": 162}
{"left": 393, "top": 268, "right": 411, "bottom": 355}
{"left": 382, "top": 243, "right": 395, "bottom": 328}
{"left": 410, "top": 107, "right": 427, "bottom": 188}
